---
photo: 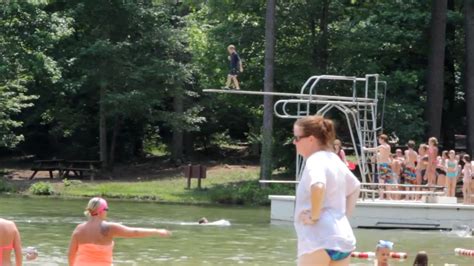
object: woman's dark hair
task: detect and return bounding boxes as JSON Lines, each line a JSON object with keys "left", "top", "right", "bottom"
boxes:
{"left": 294, "top": 115, "right": 335, "bottom": 149}
{"left": 463, "top": 154, "right": 471, "bottom": 162}
{"left": 442, "top": 150, "right": 448, "bottom": 159}
{"left": 413, "top": 251, "right": 428, "bottom": 266}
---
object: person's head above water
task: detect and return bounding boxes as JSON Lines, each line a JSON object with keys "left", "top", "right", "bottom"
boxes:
{"left": 198, "top": 217, "right": 208, "bottom": 224}
{"left": 293, "top": 115, "right": 335, "bottom": 158}
{"left": 376, "top": 240, "right": 393, "bottom": 266}
{"left": 84, "top": 197, "right": 109, "bottom": 218}
{"left": 413, "top": 251, "right": 428, "bottom": 266}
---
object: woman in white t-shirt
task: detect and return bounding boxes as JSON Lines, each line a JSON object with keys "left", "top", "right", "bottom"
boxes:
{"left": 293, "top": 116, "right": 361, "bottom": 266}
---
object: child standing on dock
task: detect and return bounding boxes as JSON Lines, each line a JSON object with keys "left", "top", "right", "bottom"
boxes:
{"left": 436, "top": 151, "right": 448, "bottom": 188}
{"left": 426, "top": 137, "right": 439, "bottom": 185}
{"left": 462, "top": 154, "right": 472, "bottom": 204}
{"left": 363, "top": 134, "right": 392, "bottom": 200}
{"left": 446, "top": 150, "right": 459, "bottom": 197}
{"left": 403, "top": 141, "right": 418, "bottom": 200}
{"left": 390, "top": 154, "right": 402, "bottom": 200}
{"left": 416, "top": 144, "right": 429, "bottom": 186}
{"left": 334, "top": 139, "right": 349, "bottom": 167}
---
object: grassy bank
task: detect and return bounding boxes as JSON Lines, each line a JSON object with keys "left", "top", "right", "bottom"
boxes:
{"left": 5, "top": 166, "right": 295, "bottom": 205}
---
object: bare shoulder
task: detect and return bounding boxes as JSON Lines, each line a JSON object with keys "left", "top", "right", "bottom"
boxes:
{"left": 73, "top": 222, "right": 87, "bottom": 233}
{"left": 103, "top": 221, "right": 123, "bottom": 231}
{"left": 0, "top": 219, "right": 17, "bottom": 229}
{"left": 104, "top": 221, "right": 120, "bottom": 227}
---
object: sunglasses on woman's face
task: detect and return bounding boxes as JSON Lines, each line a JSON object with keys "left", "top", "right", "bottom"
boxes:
{"left": 293, "top": 135, "right": 309, "bottom": 142}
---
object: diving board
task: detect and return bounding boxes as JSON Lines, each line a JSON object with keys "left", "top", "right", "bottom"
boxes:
{"left": 204, "top": 74, "right": 387, "bottom": 183}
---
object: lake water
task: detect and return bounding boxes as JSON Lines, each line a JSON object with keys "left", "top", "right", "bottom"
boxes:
{"left": 0, "top": 196, "right": 472, "bottom": 265}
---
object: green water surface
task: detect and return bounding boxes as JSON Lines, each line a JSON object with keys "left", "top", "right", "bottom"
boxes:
{"left": 0, "top": 197, "right": 472, "bottom": 265}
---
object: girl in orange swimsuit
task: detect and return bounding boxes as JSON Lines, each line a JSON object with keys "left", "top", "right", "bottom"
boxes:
{"left": 0, "top": 218, "right": 22, "bottom": 266}
{"left": 68, "top": 197, "right": 172, "bottom": 266}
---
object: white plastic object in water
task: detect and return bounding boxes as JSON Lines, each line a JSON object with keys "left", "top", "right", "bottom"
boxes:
{"left": 204, "top": 219, "right": 231, "bottom": 226}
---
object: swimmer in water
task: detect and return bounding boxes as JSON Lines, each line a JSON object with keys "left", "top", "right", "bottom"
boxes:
{"left": 198, "top": 217, "right": 231, "bottom": 226}
{"left": 413, "top": 251, "right": 428, "bottom": 266}
{"left": 68, "top": 197, "right": 171, "bottom": 266}
{"left": 375, "top": 240, "right": 393, "bottom": 266}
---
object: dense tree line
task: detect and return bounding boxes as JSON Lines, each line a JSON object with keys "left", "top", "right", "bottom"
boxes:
{"left": 1, "top": 0, "right": 473, "bottom": 173}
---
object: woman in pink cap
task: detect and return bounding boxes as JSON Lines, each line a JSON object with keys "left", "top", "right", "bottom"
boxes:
{"left": 68, "top": 197, "right": 171, "bottom": 266}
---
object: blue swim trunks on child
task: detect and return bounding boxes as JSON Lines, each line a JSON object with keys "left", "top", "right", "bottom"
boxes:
{"left": 325, "top": 249, "right": 351, "bottom": 261}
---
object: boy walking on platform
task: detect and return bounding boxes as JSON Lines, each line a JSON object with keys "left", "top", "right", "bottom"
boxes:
{"left": 223, "top": 45, "right": 242, "bottom": 90}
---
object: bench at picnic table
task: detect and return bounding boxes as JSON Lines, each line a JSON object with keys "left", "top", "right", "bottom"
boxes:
{"left": 62, "top": 160, "right": 102, "bottom": 180}
{"left": 30, "top": 159, "right": 102, "bottom": 180}
{"left": 30, "top": 159, "right": 65, "bottom": 180}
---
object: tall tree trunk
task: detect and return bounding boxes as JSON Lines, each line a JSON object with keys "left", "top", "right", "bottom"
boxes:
{"left": 425, "top": 0, "right": 448, "bottom": 139}
{"left": 171, "top": 94, "right": 184, "bottom": 164}
{"left": 308, "top": 0, "right": 329, "bottom": 72}
{"left": 442, "top": 0, "right": 456, "bottom": 149}
{"left": 318, "top": 0, "right": 329, "bottom": 72}
{"left": 109, "top": 116, "right": 121, "bottom": 168}
{"left": 183, "top": 131, "right": 194, "bottom": 157}
{"left": 465, "top": 0, "right": 474, "bottom": 156}
{"left": 310, "top": 16, "right": 317, "bottom": 71}
{"left": 260, "top": 0, "right": 276, "bottom": 181}
{"left": 99, "top": 83, "right": 108, "bottom": 168}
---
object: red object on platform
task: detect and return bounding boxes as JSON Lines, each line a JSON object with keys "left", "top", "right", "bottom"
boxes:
{"left": 348, "top": 161, "right": 356, "bottom": 171}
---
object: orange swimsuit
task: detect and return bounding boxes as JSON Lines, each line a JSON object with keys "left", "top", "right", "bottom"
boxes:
{"left": 74, "top": 242, "right": 114, "bottom": 266}
{"left": 0, "top": 242, "right": 13, "bottom": 266}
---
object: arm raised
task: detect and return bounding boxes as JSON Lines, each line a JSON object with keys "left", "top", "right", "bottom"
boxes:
{"left": 109, "top": 223, "right": 171, "bottom": 239}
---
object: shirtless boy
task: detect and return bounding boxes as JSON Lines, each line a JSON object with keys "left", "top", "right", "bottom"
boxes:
{"left": 363, "top": 134, "right": 392, "bottom": 199}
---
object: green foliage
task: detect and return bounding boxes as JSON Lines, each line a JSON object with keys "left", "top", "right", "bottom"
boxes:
{"left": 0, "top": 0, "right": 468, "bottom": 168}
{"left": 209, "top": 180, "right": 294, "bottom": 206}
{"left": 0, "top": 0, "right": 205, "bottom": 161}
{"left": 0, "top": 1, "right": 66, "bottom": 148}
{"left": 29, "top": 182, "right": 54, "bottom": 195}
{"left": 0, "top": 179, "right": 13, "bottom": 193}
{"left": 62, "top": 178, "right": 71, "bottom": 187}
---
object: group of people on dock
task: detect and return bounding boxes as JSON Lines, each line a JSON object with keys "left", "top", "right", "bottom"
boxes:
{"left": 359, "top": 134, "right": 472, "bottom": 203}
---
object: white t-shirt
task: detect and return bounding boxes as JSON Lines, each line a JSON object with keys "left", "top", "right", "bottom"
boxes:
{"left": 294, "top": 150, "right": 360, "bottom": 257}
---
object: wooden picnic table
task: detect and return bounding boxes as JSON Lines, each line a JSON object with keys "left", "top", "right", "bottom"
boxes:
{"left": 30, "top": 159, "right": 102, "bottom": 180}
{"left": 30, "top": 159, "right": 65, "bottom": 180}
{"left": 61, "top": 160, "right": 102, "bottom": 180}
